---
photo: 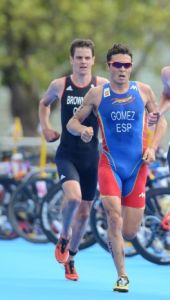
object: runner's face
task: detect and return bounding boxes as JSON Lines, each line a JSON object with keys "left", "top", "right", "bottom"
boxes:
{"left": 108, "top": 54, "right": 132, "bottom": 86}
{"left": 70, "top": 48, "right": 95, "bottom": 75}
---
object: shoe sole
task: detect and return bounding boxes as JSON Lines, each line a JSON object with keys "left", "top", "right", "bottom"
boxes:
{"left": 65, "top": 275, "right": 79, "bottom": 281}
{"left": 113, "top": 288, "right": 128, "bottom": 293}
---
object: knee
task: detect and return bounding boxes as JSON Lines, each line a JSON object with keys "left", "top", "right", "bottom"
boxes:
{"left": 107, "top": 210, "right": 123, "bottom": 231}
{"left": 66, "top": 189, "right": 81, "bottom": 203}
{"left": 122, "top": 229, "right": 137, "bottom": 241}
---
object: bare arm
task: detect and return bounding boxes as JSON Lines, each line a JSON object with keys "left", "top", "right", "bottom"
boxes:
{"left": 143, "top": 114, "right": 167, "bottom": 163}
{"left": 146, "top": 84, "right": 167, "bottom": 150}
{"left": 39, "top": 79, "right": 64, "bottom": 142}
{"left": 67, "top": 86, "right": 102, "bottom": 142}
{"left": 159, "top": 92, "right": 170, "bottom": 115}
{"left": 146, "top": 85, "right": 167, "bottom": 150}
{"left": 39, "top": 102, "right": 51, "bottom": 132}
{"left": 159, "top": 66, "right": 170, "bottom": 114}
{"left": 96, "top": 76, "right": 109, "bottom": 86}
{"left": 147, "top": 67, "right": 170, "bottom": 125}
{"left": 140, "top": 84, "right": 167, "bottom": 162}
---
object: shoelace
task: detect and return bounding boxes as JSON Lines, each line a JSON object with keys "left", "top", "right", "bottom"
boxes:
{"left": 67, "top": 261, "right": 75, "bottom": 273}
{"left": 60, "top": 239, "right": 69, "bottom": 253}
{"left": 117, "top": 277, "right": 129, "bottom": 286}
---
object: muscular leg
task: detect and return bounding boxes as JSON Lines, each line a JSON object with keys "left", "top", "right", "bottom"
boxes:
{"left": 122, "top": 206, "right": 144, "bottom": 240}
{"left": 61, "top": 181, "right": 92, "bottom": 263}
{"left": 69, "top": 200, "right": 92, "bottom": 254}
{"left": 60, "top": 180, "right": 93, "bottom": 250}
{"left": 102, "top": 196, "right": 127, "bottom": 277}
{"left": 61, "top": 180, "right": 82, "bottom": 239}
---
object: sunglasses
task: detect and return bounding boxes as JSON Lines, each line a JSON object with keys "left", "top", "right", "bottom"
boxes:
{"left": 108, "top": 62, "right": 132, "bottom": 69}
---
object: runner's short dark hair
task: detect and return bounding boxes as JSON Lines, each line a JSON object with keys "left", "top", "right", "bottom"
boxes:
{"left": 70, "top": 39, "right": 95, "bottom": 57}
{"left": 106, "top": 43, "right": 132, "bottom": 62}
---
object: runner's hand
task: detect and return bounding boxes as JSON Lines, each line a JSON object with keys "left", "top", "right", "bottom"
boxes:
{"left": 42, "top": 128, "right": 60, "bottom": 142}
{"left": 80, "top": 127, "right": 94, "bottom": 143}
{"left": 148, "top": 112, "right": 160, "bottom": 127}
{"left": 143, "top": 147, "right": 156, "bottom": 163}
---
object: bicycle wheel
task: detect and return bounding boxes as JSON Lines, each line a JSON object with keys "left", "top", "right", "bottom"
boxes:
{"left": 132, "top": 187, "right": 170, "bottom": 265}
{"left": 90, "top": 192, "right": 137, "bottom": 257}
{"left": 40, "top": 183, "right": 96, "bottom": 250}
{"left": 0, "top": 177, "right": 19, "bottom": 240}
{"left": 8, "top": 176, "right": 54, "bottom": 243}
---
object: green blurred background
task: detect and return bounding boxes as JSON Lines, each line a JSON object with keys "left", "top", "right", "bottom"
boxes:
{"left": 0, "top": 0, "right": 169, "bottom": 148}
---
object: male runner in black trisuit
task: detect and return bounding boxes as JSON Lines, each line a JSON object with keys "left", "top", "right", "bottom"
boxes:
{"left": 39, "top": 39, "right": 108, "bottom": 280}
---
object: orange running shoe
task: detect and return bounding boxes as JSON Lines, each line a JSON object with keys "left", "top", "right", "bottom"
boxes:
{"left": 55, "top": 237, "right": 69, "bottom": 264}
{"left": 64, "top": 260, "right": 79, "bottom": 281}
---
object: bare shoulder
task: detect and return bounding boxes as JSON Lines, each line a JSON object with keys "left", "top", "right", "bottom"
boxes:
{"left": 137, "top": 81, "right": 158, "bottom": 112}
{"left": 137, "top": 81, "right": 152, "bottom": 94}
{"left": 96, "top": 76, "right": 109, "bottom": 86}
{"left": 41, "top": 77, "right": 66, "bottom": 105}
{"left": 161, "top": 66, "right": 170, "bottom": 96}
{"left": 161, "top": 66, "right": 170, "bottom": 76}
{"left": 137, "top": 81, "right": 155, "bottom": 101}
{"left": 50, "top": 77, "right": 66, "bottom": 96}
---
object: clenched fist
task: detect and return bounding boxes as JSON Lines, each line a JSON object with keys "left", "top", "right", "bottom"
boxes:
{"left": 148, "top": 112, "right": 160, "bottom": 127}
{"left": 80, "top": 126, "right": 94, "bottom": 143}
{"left": 142, "top": 147, "right": 156, "bottom": 163}
{"left": 43, "top": 128, "right": 60, "bottom": 142}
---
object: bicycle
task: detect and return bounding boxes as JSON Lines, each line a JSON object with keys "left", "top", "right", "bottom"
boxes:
{"left": 8, "top": 168, "right": 57, "bottom": 243}
{"left": 132, "top": 184, "right": 170, "bottom": 265}
{"left": 0, "top": 176, "right": 20, "bottom": 239}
